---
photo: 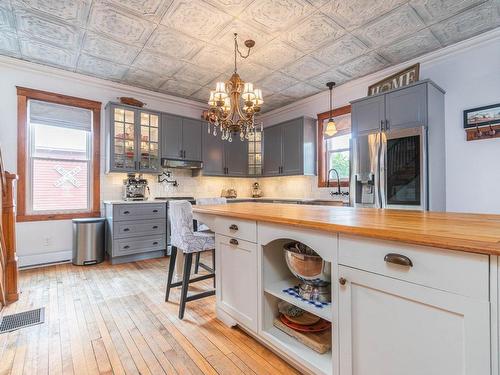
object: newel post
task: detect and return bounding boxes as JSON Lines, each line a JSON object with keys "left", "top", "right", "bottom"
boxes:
{"left": 3, "top": 172, "right": 19, "bottom": 303}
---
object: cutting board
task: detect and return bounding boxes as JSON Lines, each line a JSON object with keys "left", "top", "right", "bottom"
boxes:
{"left": 273, "top": 318, "right": 331, "bottom": 354}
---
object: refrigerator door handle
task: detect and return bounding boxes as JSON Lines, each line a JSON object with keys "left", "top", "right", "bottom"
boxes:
{"left": 377, "top": 131, "right": 386, "bottom": 209}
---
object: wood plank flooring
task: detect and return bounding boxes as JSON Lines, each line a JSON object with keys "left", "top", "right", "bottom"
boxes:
{"left": 0, "top": 257, "right": 301, "bottom": 375}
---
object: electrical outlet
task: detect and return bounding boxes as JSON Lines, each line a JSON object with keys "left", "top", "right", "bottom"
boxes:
{"left": 43, "top": 236, "right": 51, "bottom": 246}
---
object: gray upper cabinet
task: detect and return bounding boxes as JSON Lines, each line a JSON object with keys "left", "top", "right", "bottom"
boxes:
{"left": 160, "top": 114, "right": 202, "bottom": 161}
{"left": 106, "top": 103, "right": 160, "bottom": 173}
{"left": 182, "top": 118, "right": 202, "bottom": 161}
{"left": 351, "top": 95, "right": 385, "bottom": 135}
{"left": 385, "top": 83, "right": 427, "bottom": 130}
{"left": 161, "top": 114, "right": 183, "bottom": 159}
{"left": 202, "top": 126, "right": 225, "bottom": 176}
{"left": 225, "top": 139, "right": 248, "bottom": 177}
{"left": 202, "top": 129, "right": 249, "bottom": 177}
{"left": 351, "top": 80, "right": 440, "bottom": 136}
{"left": 263, "top": 117, "right": 316, "bottom": 177}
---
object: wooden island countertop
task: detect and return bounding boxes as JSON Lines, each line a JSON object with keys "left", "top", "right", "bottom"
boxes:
{"left": 193, "top": 202, "right": 500, "bottom": 255}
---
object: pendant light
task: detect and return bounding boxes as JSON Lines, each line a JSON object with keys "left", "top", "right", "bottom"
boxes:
{"left": 324, "top": 82, "right": 337, "bottom": 139}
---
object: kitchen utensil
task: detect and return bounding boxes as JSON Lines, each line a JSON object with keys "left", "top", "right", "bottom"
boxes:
{"left": 277, "top": 300, "right": 304, "bottom": 317}
{"left": 284, "top": 311, "right": 321, "bottom": 326}
{"left": 273, "top": 318, "right": 331, "bottom": 354}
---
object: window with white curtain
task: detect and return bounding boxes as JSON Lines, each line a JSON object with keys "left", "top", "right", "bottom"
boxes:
{"left": 27, "top": 100, "right": 93, "bottom": 214}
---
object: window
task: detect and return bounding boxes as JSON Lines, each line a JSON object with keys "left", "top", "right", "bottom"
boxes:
{"left": 17, "top": 87, "right": 101, "bottom": 221}
{"left": 317, "top": 105, "right": 351, "bottom": 187}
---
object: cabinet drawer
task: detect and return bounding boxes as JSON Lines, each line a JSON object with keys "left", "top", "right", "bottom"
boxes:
{"left": 113, "top": 219, "right": 165, "bottom": 239}
{"left": 113, "top": 204, "right": 166, "bottom": 221}
{"left": 113, "top": 235, "right": 166, "bottom": 256}
{"left": 214, "top": 217, "right": 257, "bottom": 243}
{"left": 338, "top": 234, "right": 489, "bottom": 300}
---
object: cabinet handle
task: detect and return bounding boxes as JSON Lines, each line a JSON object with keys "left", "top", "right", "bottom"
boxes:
{"left": 152, "top": 225, "right": 158, "bottom": 229}
{"left": 179, "top": 150, "right": 183, "bottom": 158}
{"left": 152, "top": 209, "right": 159, "bottom": 213}
{"left": 123, "top": 245, "right": 130, "bottom": 249}
{"left": 183, "top": 150, "right": 186, "bottom": 158}
{"left": 385, "top": 119, "right": 390, "bottom": 131}
{"left": 229, "top": 224, "right": 238, "bottom": 231}
{"left": 339, "top": 277, "right": 347, "bottom": 285}
{"left": 123, "top": 210, "right": 130, "bottom": 214}
{"left": 380, "top": 120, "right": 384, "bottom": 131}
{"left": 123, "top": 228, "right": 130, "bottom": 232}
{"left": 384, "top": 253, "right": 413, "bottom": 267}
{"left": 153, "top": 241, "right": 159, "bottom": 245}
{"left": 229, "top": 238, "right": 239, "bottom": 246}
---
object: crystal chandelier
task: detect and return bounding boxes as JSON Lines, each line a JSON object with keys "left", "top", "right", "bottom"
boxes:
{"left": 203, "top": 33, "right": 264, "bottom": 142}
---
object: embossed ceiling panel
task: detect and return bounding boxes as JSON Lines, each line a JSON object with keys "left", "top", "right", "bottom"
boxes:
{"left": 354, "top": 5, "right": 426, "bottom": 47}
{"left": 378, "top": 29, "right": 441, "bottom": 63}
{"left": 88, "top": 2, "right": 155, "bottom": 44}
{"left": 161, "top": 0, "right": 232, "bottom": 40}
{"left": 312, "top": 35, "right": 368, "bottom": 66}
{"left": 145, "top": 26, "right": 204, "bottom": 59}
{"left": 287, "top": 13, "right": 345, "bottom": 52}
{"left": 1, "top": 0, "right": 499, "bottom": 112}
{"left": 82, "top": 32, "right": 140, "bottom": 65}
{"left": 12, "top": 0, "right": 91, "bottom": 25}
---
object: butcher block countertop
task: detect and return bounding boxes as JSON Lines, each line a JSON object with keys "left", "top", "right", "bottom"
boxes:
{"left": 193, "top": 202, "right": 500, "bottom": 255}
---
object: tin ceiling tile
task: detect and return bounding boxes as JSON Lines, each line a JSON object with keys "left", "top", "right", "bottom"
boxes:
{"left": 279, "top": 82, "right": 320, "bottom": 98}
{"left": 321, "top": 0, "right": 407, "bottom": 30}
{"left": 249, "top": 39, "right": 303, "bottom": 70}
{"left": 82, "top": 32, "right": 140, "bottom": 65}
{"left": 287, "top": 13, "right": 345, "bottom": 52}
{"left": 241, "top": 0, "right": 313, "bottom": 33}
{"left": 354, "top": 5, "right": 426, "bottom": 48}
{"left": 312, "top": 34, "right": 368, "bottom": 66}
{"left": 430, "top": 1, "right": 500, "bottom": 46}
{"left": 107, "top": 0, "right": 172, "bottom": 21}
{"left": 77, "top": 53, "right": 129, "bottom": 79}
{"left": 0, "top": 31, "right": 20, "bottom": 56}
{"left": 124, "top": 67, "right": 169, "bottom": 89}
{"left": 0, "top": 3, "right": 15, "bottom": 31}
{"left": 161, "top": 0, "right": 233, "bottom": 41}
{"left": 175, "top": 62, "right": 220, "bottom": 85}
{"left": 145, "top": 26, "right": 204, "bottom": 59}
{"left": 132, "top": 50, "right": 185, "bottom": 76}
{"left": 213, "top": 19, "right": 275, "bottom": 51}
{"left": 378, "top": 29, "right": 441, "bottom": 63}
{"left": 282, "top": 55, "right": 329, "bottom": 80}
{"left": 160, "top": 78, "right": 202, "bottom": 96}
{"left": 338, "top": 53, "right": 388, "bottom": 78}
{"left": 410, "top": 0, "right": 488, "bottom": 24}
{"left": 15, "top": 9, "right": 82, "bottom": 49}
{"left": 233, "top": 61, "right": 273, "bottom": 82}
{"left": 257, "top": 71, "right": 301, "bottom": 92}
{"left": 204, "top": 0, "right": 254, "bottom": 16}
{"left": 88, "top": 2, "right": 155, "bottom": 45}
{"left": 307, "top": 69, "right": 349, "bottom": 89}
{"left": 191, "top": 45, "right": 234, "bottom": 73}
{"left": 12, "top": 0, "right": 91, "bottom": 25}
{"left": 19, "top": 37, "right": 77, "bottom": 68}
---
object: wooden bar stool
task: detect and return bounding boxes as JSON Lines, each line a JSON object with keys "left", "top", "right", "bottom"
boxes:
{"left": 165, "top": 200, "right": 215, "bottom": 319}
{"left": 194, "top": 197, "right": 226, "bottom": 276}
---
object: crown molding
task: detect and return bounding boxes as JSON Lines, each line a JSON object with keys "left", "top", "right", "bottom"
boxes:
{"left": 260, "top": 27, "right": 500, "bottom": 121}
{"left": 0, "top": 55, "right": 208, "bottom": 112}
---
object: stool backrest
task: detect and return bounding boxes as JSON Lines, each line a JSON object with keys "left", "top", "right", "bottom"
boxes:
{"left": 169, "top": 200, "right": 194, "bottom": 249}
{"left": 195, "top": 197, "right": 227, "bottom": 205}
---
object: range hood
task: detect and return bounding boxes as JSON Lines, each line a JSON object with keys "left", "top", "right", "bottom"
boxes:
{"left": 161, "top": 158, "right": 203, "bottom": 169}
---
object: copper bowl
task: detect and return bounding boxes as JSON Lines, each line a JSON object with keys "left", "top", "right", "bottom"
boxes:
{"left": 283, "top": 242, "right": 331, "bottom": 287}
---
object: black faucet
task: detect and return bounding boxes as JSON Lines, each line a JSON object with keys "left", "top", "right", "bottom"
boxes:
{"left": 327, "top": 168, "right": 349, "bottom": 196}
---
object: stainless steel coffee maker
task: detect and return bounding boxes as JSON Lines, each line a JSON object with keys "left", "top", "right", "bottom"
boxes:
{"left": 123, "top": 173, "right": 149, "bottom": 201}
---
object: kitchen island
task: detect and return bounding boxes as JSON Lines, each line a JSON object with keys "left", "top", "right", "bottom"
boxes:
{"left": 193, "top": 203, "right": 500, "bottom": 375}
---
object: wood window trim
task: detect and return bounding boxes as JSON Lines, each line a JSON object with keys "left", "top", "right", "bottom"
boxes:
{"left": 16, "top": 86, "right": 101, "bottom": 222}
{"left": 317, "top": 105, "right": 351, "bottom": 188}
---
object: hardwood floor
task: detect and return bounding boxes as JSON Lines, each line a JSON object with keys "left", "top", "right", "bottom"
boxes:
{"left": 0, "top": 257, "right": 301, "bottom": 375}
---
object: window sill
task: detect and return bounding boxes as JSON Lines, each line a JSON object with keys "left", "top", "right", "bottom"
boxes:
{"left": 17, "top": 211, "right": 101, "bottom": 222}
{"left": 318, "top": 180, "right": 350, "bottom": 188}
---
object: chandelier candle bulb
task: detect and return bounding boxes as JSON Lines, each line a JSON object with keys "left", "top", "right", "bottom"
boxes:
{"left": 242, "top": 82, "right": 255, "bottom": 101}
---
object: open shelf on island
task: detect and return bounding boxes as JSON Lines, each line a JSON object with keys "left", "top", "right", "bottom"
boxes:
{"left": 264, "top": 278, "right": 332, "bottom": 322}
{"left": 262, "top": 326, "right": 332, "bottom": 375}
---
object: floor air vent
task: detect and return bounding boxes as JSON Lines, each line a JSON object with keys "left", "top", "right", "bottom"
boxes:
{"left": 0, "top": 308, "right": 45, "bottom": 334}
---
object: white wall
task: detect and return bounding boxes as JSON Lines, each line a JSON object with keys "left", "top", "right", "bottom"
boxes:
{"left": 0, "top": 57, "right": 206, "bottom": 266}
{"left": 260, "top": 28, "right": 500, "bottom": 215}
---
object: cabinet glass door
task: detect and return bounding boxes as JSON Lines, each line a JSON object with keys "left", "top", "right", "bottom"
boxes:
{"left": 248, "top": 130, "right": 262, "bottom": 175}
{"left": 139, "top": 111, "right": 160, "bottom": 171}
{"left": 113, "top": 107, "right": 136, "bottom": 170}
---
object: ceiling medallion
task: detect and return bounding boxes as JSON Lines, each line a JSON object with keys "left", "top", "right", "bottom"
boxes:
{"left": 202, "top": 33, "right": 264, "bottom": 142}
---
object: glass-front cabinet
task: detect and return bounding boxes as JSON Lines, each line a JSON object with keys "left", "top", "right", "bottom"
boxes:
{"left": 107, "top": 103, "right": 160, "bottom": 173}
{"left": 248, "top": 130, "right": 262, "bottom": 175}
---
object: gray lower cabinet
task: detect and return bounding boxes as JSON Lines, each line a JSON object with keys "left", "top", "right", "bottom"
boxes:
{"left": 351, "top": 80, "right": 441, "bottom": 135}
{"left": 161, "top": 114, "right": 202, "bottom": 161}
{"left": 263, "top": 117, "right": 316, "bottom": 177}
{"left": 105, "top": 202, "right": 167, "bottom": 264}
{"left": 202, "top": 128, "right": 248, "bottom": 177}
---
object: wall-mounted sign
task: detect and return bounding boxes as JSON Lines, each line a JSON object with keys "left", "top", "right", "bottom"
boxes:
{"left": 368, "top": 63, "right": 420, "bottom": 96}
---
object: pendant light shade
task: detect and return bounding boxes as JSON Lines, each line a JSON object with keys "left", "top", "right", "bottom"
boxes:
{"left": 324, "top": 82, "right": 337, "bottom": 139}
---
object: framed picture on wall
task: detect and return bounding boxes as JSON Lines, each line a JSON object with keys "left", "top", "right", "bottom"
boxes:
{"left": 463, "top": 103, "right": 500, "bottom": 129}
